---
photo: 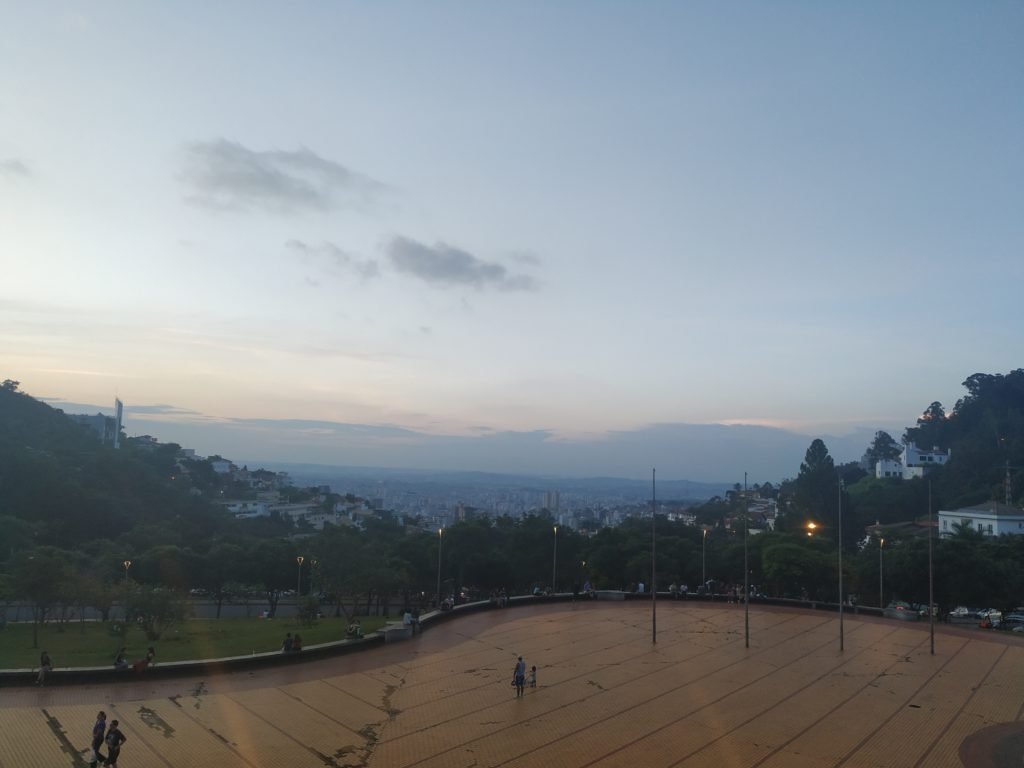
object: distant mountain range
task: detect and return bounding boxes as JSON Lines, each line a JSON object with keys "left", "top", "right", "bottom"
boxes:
{"left": 252, "top": 461, "right": 734, "bottom": 503}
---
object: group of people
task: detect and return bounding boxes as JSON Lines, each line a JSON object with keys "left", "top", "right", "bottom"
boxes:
{"left": 87, "top": 711, "right": 127, "bottom": 767}
{"left": 281, "top": 633, "right": 304, "bottom": 652}
{"left": 511, "top": 656, "right": 537, "bottom": 697}
{"left": 113, "top": 646, "right": 156, "bottom": 672}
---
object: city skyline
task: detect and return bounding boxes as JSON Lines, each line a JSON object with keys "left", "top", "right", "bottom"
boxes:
{"left": 3, "top": 4, "right": 1021, "bottom": 481}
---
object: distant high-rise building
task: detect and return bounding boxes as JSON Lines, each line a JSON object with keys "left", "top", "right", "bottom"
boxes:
{"left": 544, "top": 490, "right": 560, "bottom": 511}
{"left": 69, "top": 399, "right": 123, "bottom": 447}
{"left": 113, "top": 398, "right": 123, "bottom": 449}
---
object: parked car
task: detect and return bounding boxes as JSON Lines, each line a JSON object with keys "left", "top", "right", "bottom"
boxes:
{"left": 884, "top": 601, "right": 920, "bottom": 621}
{"left": 1000, "top": 613, "right": 1024, "bottom": 631}
{"left": 979, "top": 609, "right": 1003, "bottom": 628}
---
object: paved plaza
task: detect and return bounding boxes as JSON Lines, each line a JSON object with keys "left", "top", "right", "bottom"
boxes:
{"left": 2, "top": 601, "right": 1023, "bottom": 768}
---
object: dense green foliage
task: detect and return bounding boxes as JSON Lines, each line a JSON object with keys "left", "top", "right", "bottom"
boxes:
{"left": 2, "top": 369, "right": 1024, "bottom": 650}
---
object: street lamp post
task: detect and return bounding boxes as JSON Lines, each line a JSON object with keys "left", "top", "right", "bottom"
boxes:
{"left": 879, "top": 538, "right": 885, "bottom": 609}
{"left": 928, "top": 480, "right": 935, "bottom": 655}
{"left": 296, "top": 556, "right": 304, "bottom": 600}
{"left": 651, "top": 468, "right": 657, "bottom": 645}
{"left": 702, "top": 528, "right": 707, "bottom": 591}
{"left": 552, "top": 525, "right": 558, "bottom": 594}
{"left": 743, "top": 472, "right": 749, "bottom": 649}
{"left": 122, "top": 559, "right": 132, "bottom": 623}
{"left": 436, "top": 528, "right": 443, "bottom": 607}
{"left": 838, "top": 477, "right": 844, "bottom": 652}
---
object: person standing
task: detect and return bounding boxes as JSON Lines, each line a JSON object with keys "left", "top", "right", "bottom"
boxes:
{"left": 512, "top": 656, "right": 526, "bottom": 698}
{"left": 527, "top": 666, "right": 537, "bottom": 688}
{"left": 37, "top": 650, "right": 53, "bottom": 686}
{"left": 88, "top": 711, "right": 107, "bottom": 768}
{"left": 104, "top": 720, "right": 127, "bottom": 766}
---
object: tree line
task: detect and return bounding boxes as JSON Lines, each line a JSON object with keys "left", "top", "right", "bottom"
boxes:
{"left": 2, "top": 370, "right": 1023, "bottom": 643}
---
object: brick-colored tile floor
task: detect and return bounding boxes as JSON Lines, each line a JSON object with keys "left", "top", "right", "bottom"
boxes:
{"left": 2, "top": 602, "right": 1022, "bottom": 767}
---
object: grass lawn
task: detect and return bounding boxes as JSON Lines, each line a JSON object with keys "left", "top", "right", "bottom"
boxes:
{"left": 0, "top": 615, "right": 389, "bottom": 669}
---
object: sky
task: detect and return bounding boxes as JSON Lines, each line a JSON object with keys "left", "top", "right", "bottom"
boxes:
{"left": 2, "top": 2, "right": 1022, "bottom": 482}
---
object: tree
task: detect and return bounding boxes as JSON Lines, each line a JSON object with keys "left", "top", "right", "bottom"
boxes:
{"left": 11, "top": 547, "right": 74, "bottom": 647}
{"left": 126, "top": 585, "right": 190, "bottom": 641}
{"left": 792, "top": 439, "right": 837, "bottom": 525}
{"left": 244, "top": 540, "right": 297, "bottom": 618}
{"left": 761, "top": 541, "right": 832, "bottom": 599}
{"left": 862, "top": 431, "right": 903, "bottom": 468}
{"left": 904, "top": 401, "right": 947, "bottom": 448}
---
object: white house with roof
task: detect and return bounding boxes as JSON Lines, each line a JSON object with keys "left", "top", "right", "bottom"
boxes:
{"left": 937, "top": 501, "right": 1024, "bottom": 538}
{"left": 875, "top": 442, "right": 951, "bottom": 480}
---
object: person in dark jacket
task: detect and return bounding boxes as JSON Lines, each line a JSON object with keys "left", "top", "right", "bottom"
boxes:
{"left": 88, "top": 711, "right": 107, "bottom": 768}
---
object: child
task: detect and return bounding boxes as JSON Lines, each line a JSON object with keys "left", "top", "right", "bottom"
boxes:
{"left": 527, "top": 666, "right": 537, "bottom": 688}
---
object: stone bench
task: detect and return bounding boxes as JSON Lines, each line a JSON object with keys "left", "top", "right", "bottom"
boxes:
{"left": 382, "top": 623, "right": 414, "bottom": 642}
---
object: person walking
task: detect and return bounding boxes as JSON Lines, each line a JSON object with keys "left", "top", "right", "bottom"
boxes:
{"left": 104, "top": 720, "right": 127, "bottom": 766}
{"left": 88, "top": 711, "right": 107, "bottom": 768}
{"left": 512, "top": 656, "right": 526, "bottom": 698}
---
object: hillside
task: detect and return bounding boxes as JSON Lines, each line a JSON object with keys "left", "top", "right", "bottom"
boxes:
{"left": 0, "top": 381, "right": 226, "bottom": 554}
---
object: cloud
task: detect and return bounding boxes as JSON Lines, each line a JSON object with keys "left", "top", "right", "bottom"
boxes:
{"left": 286, "top": 239, "right": 379, "bottom": 281}
{"left": 386, "top": 237, "right": 539, "bottom": 291}
{"left": 126, "top": 404, "right": 203, "bottom": 416}
{"left": 0, "top": 159, "right": 30, "bottom": 178}
{"left": 181, "top": 139, "right": 384, "bottom": 214}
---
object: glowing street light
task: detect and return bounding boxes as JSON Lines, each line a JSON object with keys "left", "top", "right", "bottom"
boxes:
{"left": 123, "top": 559, "right": 132, "bottom": 585}
{"left": 296, "top": 555, "right": 304, "bottom": 599}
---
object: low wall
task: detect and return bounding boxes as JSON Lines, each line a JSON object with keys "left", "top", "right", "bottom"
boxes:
{"left": 0, "top": 591, "right": 888, "bottom": 687}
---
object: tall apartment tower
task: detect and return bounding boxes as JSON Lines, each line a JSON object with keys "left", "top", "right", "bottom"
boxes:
{"left": 113, "top": 398, "right": 123, "bottom": 449}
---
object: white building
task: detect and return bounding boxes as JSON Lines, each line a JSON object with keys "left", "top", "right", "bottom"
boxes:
{"left": 225, "top": 500, "right": 270, "bottom": 519}
{"left": 938, "top": 501, "right": 1024, "bottom": 538}
{"left": 875, "top": 442, "right": 951, "bottom": 480}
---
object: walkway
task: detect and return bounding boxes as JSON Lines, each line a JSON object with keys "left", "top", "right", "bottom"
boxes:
{"left": 1, "top": 602, "right": 1022, "bottom": 767}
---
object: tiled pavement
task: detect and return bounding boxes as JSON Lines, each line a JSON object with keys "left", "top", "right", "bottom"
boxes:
{"left": 2, "top": 602, "right": 1022, "bottom": 768}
